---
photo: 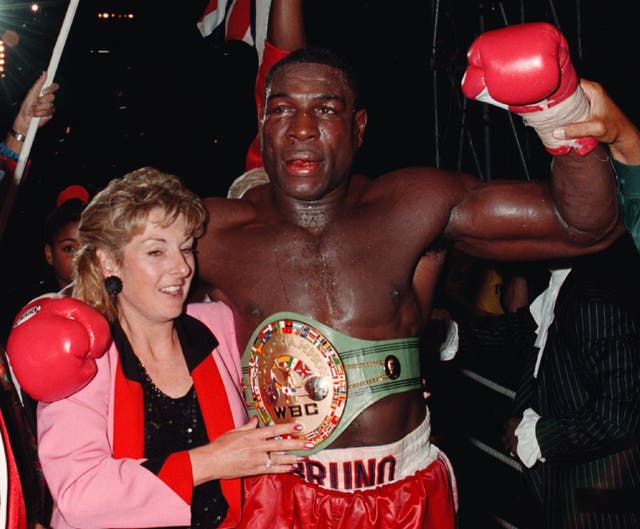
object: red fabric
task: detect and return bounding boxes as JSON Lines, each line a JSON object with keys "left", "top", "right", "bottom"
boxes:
{"left": 0, "top": 410, "right": 27, "bottom": 529}
{"left": 237, "top": 457, "right": 456, "bottom": 529}
{"left": 0, "top": 155, "right": 31, "bottom": 182}
{"left": 193, "top": 356, "right": 242, "bottom": 525}
{"left": 157, "top": 452, "right": 193, "bottom": 505}
{"left": 112, "top": 361, "right": 145, "bottom": 458}
{"left": 224, "top": 0, "right": 251, "bottom": 42}
{"left": 0, "top": 155, "right": 30, "bottom": 216}
{"left": 0, "top": 155, "right": 18, "bottom": 177}
{"left": 56, "top": 185, "right": 89, "bottom": 207}
{"left": 245, "top": 41, "right": 291, "bottom": 171}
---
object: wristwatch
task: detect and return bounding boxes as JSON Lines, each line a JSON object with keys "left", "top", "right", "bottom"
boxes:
{"left": 8, "top": 128, "right": 25, "bottom": 142}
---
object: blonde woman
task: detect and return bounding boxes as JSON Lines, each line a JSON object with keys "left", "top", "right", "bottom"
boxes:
{"left": 9, "top": 167, "right": 309, "bottom": 529}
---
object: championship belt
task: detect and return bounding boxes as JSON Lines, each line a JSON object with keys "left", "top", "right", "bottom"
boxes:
{"left": 242, "top": 312, "right": 421, "bottom": 454}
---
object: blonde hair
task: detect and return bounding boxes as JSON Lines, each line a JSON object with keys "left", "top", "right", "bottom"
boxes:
{"left": 72, "top": 167, "right": 206, "bottom": 322}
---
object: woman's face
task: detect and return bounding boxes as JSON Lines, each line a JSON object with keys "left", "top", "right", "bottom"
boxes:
{"left": 113, "top": 209, "right": 195, "bottom": 326}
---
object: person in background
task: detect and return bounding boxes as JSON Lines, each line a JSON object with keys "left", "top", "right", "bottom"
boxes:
{"left": 243, "top": 0, "right": 305, "bottom": 173}
{"left": 0, "top": 71, "right": 58, "bottom": 529}
{"left": 0, "top": 185, "right": 88, "bottom": 347}
{"left": 43, "top": 185, "right": 89, "bottom": 291}
{"left": 0, "top": 72, "right": 62, "bottom": 345}
{"left": 222, "top": 0, "right": 304, "bottom": 201}
{"left": 8, "top": 185, "right": 90, "bottom": 449}
{"left": 4, "top": 186, "right": 88, "bottom": 528}
{"left": 0, "top": 72, "right": 58, "bottom": 198}
{"left": 190, "top": 0, "right": 303, "bottom": 303}
{"left": 440, "top": 231, "right": 640, "bottom": 528}
{"left": 7, "top": 167, "right": 311, "bottom": 529}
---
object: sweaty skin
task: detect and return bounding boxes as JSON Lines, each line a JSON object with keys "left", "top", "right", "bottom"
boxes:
{"left": 198, "top": 61, "right": 622, "bottom": 448}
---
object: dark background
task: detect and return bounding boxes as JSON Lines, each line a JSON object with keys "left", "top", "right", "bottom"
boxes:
{"left": 1, "top": 1, "right": 636, "bottom": 193}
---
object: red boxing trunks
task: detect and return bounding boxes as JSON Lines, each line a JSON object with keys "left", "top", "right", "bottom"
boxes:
{"left": 236, "top": 454, "right": 456, "bottom": 529}
{"left": 235, "top": 414, "right": 457, "bottom": 529}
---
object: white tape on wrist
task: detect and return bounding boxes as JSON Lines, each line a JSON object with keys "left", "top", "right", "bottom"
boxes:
{"left": 521, "top": 88, "right": 590, "bottom": 150}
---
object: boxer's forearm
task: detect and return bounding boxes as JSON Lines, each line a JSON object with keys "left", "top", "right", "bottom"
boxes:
{"left": 549, "top": 145, "right": 620, "bottom": 242}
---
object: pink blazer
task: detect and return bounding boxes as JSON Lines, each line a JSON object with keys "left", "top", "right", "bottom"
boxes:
{"left": 37, "top": 302, "right": 247, "bottom": 529}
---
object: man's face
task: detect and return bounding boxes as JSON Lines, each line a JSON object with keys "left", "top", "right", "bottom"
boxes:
{"left": 260, "top": 62, "right": 367, "bottom": 201}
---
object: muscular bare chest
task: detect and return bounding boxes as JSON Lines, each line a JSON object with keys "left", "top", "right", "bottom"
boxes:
{"left": 207, "top": 218, "right": 427, "bottom": 343}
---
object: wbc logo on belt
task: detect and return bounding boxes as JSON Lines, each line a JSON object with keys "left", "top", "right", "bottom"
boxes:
{"left": 245, "top": 318, "right": 347, "bottom": 446}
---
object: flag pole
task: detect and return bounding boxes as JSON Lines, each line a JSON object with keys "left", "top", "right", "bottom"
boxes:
{"left": 0, "top": 0, "right": 81, "bottom": 239}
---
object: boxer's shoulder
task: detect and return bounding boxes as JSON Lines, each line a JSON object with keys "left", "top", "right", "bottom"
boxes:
{"left": 204, "top": 194, "right": 265, "bottom": 229}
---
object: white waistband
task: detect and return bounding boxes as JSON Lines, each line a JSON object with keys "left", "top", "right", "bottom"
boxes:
{"left": 293, "top": 407, "right": 439, "bottom": 491}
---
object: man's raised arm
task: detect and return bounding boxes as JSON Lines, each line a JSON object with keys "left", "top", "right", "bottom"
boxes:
{"left": 453, "top": 22, "right": 621, "bottom": 256}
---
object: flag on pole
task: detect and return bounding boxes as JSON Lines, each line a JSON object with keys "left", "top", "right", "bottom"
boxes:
{"left": 197, "top": 0, "right": 272, "bottom": 61}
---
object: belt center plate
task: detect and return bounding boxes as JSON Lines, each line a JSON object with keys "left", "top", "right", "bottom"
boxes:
{"left": 247, "top": 319, "right": 348, "bottom": 444}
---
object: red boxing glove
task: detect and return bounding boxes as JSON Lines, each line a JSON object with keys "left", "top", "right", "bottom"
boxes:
{"left": 6, "top": 295, "right": 112, "bottom": 402}
{"left": 461, "top": 22, "right": 597, "bottom": 156}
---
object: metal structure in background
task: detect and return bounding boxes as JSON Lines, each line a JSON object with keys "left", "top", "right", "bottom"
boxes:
{"left": 427, "top": 2, "right": 586, "bottom": 528}
{"left": 429, "top": 0, "right": 582, "bottom": 182}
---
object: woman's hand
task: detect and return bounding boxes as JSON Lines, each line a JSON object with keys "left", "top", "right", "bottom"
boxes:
{"left": 190, "top": 417, "right": 313, "bottom": 484}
